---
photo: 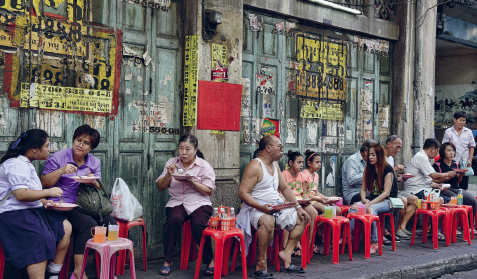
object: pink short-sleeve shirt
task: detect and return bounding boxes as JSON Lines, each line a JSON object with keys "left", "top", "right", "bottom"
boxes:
{"left": 281, "top": 169, "right": 305, "bottom": 197}
{"left": 156, "top": 156, "right": 215, "bottom": 215}
{"left": 302, "top": 169, "right": 320, "bottom": 196}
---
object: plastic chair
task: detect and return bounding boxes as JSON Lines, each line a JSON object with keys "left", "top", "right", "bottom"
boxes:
{"left": 180, "top": 220, "right": 198, "bottom": 270}
{"left": 411, "top": 209, "right": 447, "bottom": 249}
{"left": 311, "top": 215, "right": 353, "bottom": 264}
{"left": 379, "top": 212, "right": 396, "bottom": 251}
{"left": 194, "top": 228, "right": 247, "bottom": 279}
{"left": 115, "top": 218, "right": 147, "bottom": 275}
{"left": 347, "top": 213, "right": 383, "bottom": 259}
{"left": 338, "top": 205, "right": 350, "bottom": 217}
{"left": 80, "top": 238, "right": 136, "bottom": 279}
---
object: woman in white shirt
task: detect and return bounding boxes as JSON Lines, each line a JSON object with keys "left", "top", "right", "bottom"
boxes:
{"left": 0, "top": 130, "right": 71, "bottom": 279}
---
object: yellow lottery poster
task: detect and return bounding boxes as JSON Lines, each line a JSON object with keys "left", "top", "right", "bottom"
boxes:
{"left": 183, "top": 35, "right": 198, "bottom": 126}
{"left": 0, "top": 0, "right": 24, "bottom": 12}
{"left": 21, "top": 83, "right": 112, "bottom": 113}
{"left": 300, "top": 101, "right": 343, "bottom": 120}
{"left": 295, "top": 34, "right": 347, "bottom": 101}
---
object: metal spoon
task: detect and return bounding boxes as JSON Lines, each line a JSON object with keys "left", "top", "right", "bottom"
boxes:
{"left": 59, "top": 196, "right": 63, "bottom": 205}
{"left": 177, "top": 167, "right": 184, "bottom": 174}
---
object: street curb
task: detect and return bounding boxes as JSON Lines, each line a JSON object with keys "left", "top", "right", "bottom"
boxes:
{"left": 365, "top": 252, "right": 477, "bottom": 279}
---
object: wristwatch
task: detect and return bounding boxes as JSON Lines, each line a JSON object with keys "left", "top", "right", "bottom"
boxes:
{"left": 294, "top": 204, "right": 302, "bottom": 210}
{"left": 191, "top": 181, "right": 197, "bottom": 187}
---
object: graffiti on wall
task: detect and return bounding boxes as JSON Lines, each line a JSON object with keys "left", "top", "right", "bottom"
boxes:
{"left": 435, "top": 84, "right": 477, "bottom": 125}
{"left": 0, "top": 0, "right": 123, "bottom": 116}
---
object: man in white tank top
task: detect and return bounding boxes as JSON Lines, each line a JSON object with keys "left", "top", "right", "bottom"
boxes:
{"left": 238, "top": 135, "right": 311, "bottom": 277}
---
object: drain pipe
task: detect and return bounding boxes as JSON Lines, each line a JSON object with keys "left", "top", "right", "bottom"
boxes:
{"left": 307, "top": 0, "right": 362, "bottom": 15}
{"left": 412, "top": 0, "right": 424, "bottom": 154}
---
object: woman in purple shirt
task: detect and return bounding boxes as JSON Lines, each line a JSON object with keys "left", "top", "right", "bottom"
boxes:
{"left": 156, "top": 134, "right": 216, "bottom": 276}
{"left": 0, "top": 129, "right": 71, "bottom": 279}
{"left": 40, "top": 125, "right": 117, "bottom": 279}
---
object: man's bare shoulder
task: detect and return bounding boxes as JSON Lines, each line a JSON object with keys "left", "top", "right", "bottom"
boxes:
{"left": 245, "top": 159, "right": 262, "bottom": 173}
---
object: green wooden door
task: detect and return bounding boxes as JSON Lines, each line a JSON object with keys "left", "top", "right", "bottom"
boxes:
{"left": 241, "top": 10, "right": 392, "bottom": 196}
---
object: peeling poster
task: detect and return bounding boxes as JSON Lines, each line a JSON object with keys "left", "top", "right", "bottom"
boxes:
{"left": 241, "top": 117, "right": 252, "bottom": 145}
{"left": 248, "top": 14, "right": 263, "bottom": 32}
{"left": 241, "top": 78, "right": 251, "bottom": 117}
{"left": 131, "top": 99, "right": 171, "bottom": 133}
{"left": 379, "top": 104, "right": 390, "bottom": 136}
{"left": 263, "top": 94, "right": 272, "bottom": 118}
{"left": 359, "top": 89, "right": 373, "bottom": 140}
{"left": 286, "top": 119, "right": 297, "bottom": 144}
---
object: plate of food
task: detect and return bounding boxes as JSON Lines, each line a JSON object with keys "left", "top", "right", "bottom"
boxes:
{"left": 71, "top": 176, "right": 100, "bottom": 183}
{"left": 398, "top": 173, "right": 414, "bottom": 179}
{"left": 171, "top": 174, "right": 197, "bottom": 181}
{"left": 454, "top": 169, "right": 469, "bottom": 174}
{"left": 49, "top": 203, "right": 78, "bottom": 211}
{"left": 272, "top": 203, "right": 296, "bottom": 210}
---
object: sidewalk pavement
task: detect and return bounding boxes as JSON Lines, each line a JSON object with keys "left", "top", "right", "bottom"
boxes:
{"left": 85, "top": 232, "right": 477, "bottom": 279}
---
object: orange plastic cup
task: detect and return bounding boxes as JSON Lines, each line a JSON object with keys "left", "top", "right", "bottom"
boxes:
{"left": 91, "top": 226, "right": 107, "bottom": 243}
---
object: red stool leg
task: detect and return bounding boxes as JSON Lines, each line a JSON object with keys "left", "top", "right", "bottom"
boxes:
{"left": 221, "top": 238, "right": 233, "bottom": 276}
{"left": 194, "top": 235, "right": 206, "bottom": 279}
{"left": 275, "top": 230, "right": 282, "bottom": 272}
{"left": 411, "top": 211, "right": 418, "bottom": 246}
{"left": 376, "top": 219, "right": 382, "bottom": 256}
{"left": 300, "top": 228, "right": 307, "bottom": 269}
{"left": 239, "top": 235, "right": 248, "bottom": 279}
{"left": 128, "top": 247, "right": 137, "bottom": 279}
{"left": 341, "top": 223, "right": 347, "bottom": 255}
{"left": 389, "top": 214, "right": 396, "bottom": 251}
{"left": 352, "top": 219, "right": 361, "bottom": 252}
{"left": 323, "top": 222, "right": 331, "bottom": 256}
{"left": 95, "top": 251, "right": 101, "bottom": 278}
{"left": 432, "top": 215, "right": 439, "bottom": 249}
{"left": 181, "top": 221, "right": 192, "bottom": 270}
{"left": 364, "top": 220, "right": 371, "bottom": 259}
{"left": 213, "top": 238, "right": 224, "bottom": 279}
{"left": 469, "top": 209, "right": 474, "bottom": 240}
{"left": 452, "top": 214, "right": 458, "bottom": 243}
{"left": 332, "top": 224, "right": 340, "bottom": 264}
{"left": 346, "top": 223, "right": 353, "bottom": 261}
{"left": 115, "top": 221, "right": 126, "bottom": 275}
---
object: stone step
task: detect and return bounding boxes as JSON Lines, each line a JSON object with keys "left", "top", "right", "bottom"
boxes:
{"left": 466, "top": 190, "right": 477, "bottom": 197}
{"left": 468, "top": 184, "right": 477, "bottom": 191}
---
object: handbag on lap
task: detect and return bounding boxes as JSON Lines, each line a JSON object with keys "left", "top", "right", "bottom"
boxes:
{"left": 75, "top": 179, "right": 113, "bottom": 222}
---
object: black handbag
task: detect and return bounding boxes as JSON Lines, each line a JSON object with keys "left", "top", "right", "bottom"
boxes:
{"left": 75, "top": 179, "right": 113, "bottom": 222}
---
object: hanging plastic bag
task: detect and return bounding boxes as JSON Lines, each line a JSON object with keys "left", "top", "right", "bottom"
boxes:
{"left": 460, "top": 160, "right": 474, "bottom": 176}
{"left": 110, "top": 178, "right": 144, "bottom": 221}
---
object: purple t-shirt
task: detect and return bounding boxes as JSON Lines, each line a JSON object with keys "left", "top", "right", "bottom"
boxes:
{"left": 42, "top": 148, "right": 101, "bottom": 203}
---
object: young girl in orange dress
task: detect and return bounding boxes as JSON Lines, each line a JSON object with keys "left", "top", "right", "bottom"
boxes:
{"left": 281, "top": 150, "right": 318, "bottom": 256}
{"left": 301, "top": 150, "right": 342, "bottom": 254}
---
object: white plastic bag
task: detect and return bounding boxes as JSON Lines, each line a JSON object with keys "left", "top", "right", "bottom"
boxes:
{"left": 110, "top": 178, "right": 143, "bottom": 221}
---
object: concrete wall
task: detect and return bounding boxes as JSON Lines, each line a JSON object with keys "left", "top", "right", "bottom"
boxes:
{"left": 184, "top": 0, "right": 244, "bottom": 208}
{"left": 436, "top": 54, "right": 477, "bottom": 86}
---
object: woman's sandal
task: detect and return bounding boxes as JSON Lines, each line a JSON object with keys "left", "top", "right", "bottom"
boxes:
{"left": 292, "top": 247, "right": 302, "bottom": 257}
{"left": 313, "top": 244, "right": 323, "bottom": 255}
{"left": 370, "top": 244, "right": 379, "bottom": 254}
{"left": 159, "top": 265, "right": 171, "bottom": 276}
{"left": 437, "top": 232, "right": 446, "bottom": 241}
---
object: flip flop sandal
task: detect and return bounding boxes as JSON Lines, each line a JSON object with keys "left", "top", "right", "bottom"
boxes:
{"left": 251, "top": 270, "right": 274, "bottom": 279}
{"left": 313, "top": 244, "right": 323, "bottom": 255}
{"left": 292, "top": 247, "right": 302, "bottom": 257}
{"left": 280, "top": 264, "right": 305, "bottom": 274}
{"left": 205, "top": 266, "right": 214, "bottom": 276}
{"left": 456, "top": 230, "right": 462, "bottom": 235}
{"left": 382, "top": 237, "right": 393, "bottom": 246}
{"left": 437, "top": 232, "right": 446, "bottom": 241}
{"left": 159, "top": 265, "right": 171, "bottom": 276}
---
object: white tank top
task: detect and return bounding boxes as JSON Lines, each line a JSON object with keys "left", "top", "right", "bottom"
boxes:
{"left": 250, "top": 158, "right": 280, "bottom": 203}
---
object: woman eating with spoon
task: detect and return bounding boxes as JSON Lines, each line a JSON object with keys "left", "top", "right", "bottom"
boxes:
{"left": 156, "top": 134, "right": 216, "bottom": 276}
{"left": 40, "top": 124, "right": 117, "bottom": 279}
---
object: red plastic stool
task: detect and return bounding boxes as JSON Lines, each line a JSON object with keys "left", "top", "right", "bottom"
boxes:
{"left": 80, "top": 238, "right": 136, "bottom": 279}
{"left": 411, "top": 209, "right": 447, "bottom": 249}
{"left": 338, "top": 205, "right": 350, "bottom": 217}
{"left": 115, "top": 218, "right": 147, "bottom": 275}
{"left": 460, "top": 205, "right": 474, "bottom": 240}
{"left": 180, "top": 220, "right": 198, "bottom": 270}
{"left": 246, "top": 228, "right": 258, "bottom": 266}
{"left": 194, "top": 228, "right": 247, "bottom": 279}
{"left": 311, "top": 216, "right": 352, "bottom": 264}
{"left": 442, "top": 207, "right": 471, "bottom": 245}
{"left": 347, "top": 213, "right": 383, "bottom": 259}
{"left": 379, "top": 212, "right": 396, "bottom": 251}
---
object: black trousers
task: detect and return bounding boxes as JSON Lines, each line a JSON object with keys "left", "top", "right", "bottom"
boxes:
{"left": 164, "top": 205, "right": 213, "bottom": 265}
{"left": 61, "top": 208, "right": 117, "bottom": 254}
